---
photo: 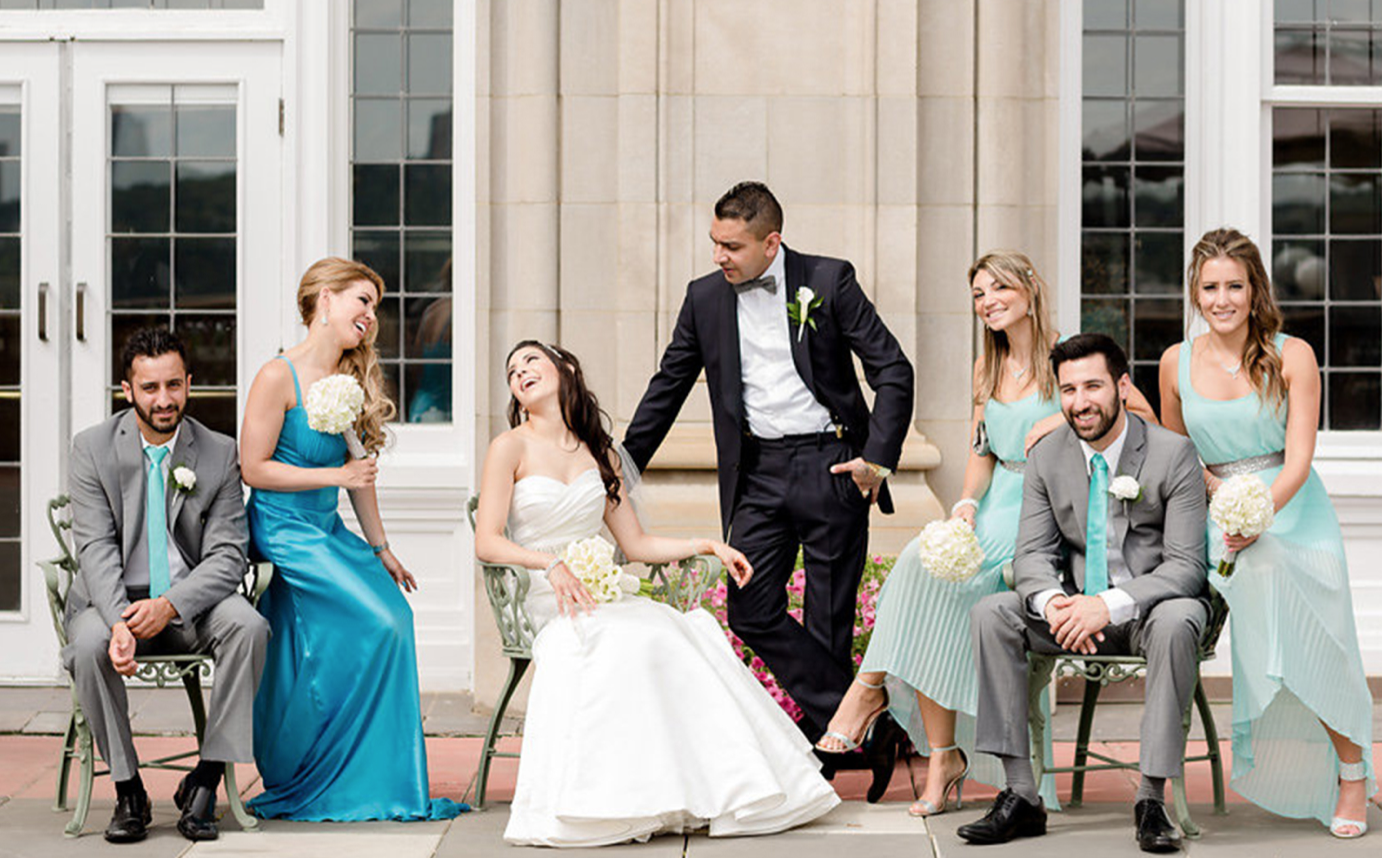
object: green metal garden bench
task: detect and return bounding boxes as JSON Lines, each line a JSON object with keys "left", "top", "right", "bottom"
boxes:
{"left": 39, "top": 494, "right": 273, "bottom": 837}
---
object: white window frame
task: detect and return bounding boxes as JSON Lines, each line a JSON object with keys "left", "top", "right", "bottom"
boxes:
{"left": 1059, "top": 0, "right": 1382, "bottom": 494}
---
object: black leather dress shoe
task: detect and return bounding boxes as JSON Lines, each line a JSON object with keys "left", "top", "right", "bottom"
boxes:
{"left": 1134, "top": 799, "right": 1182, "bottom": 853}
{"left": 956, "top": 788, "right": 1047, "bottom": 844}
{"left": 173, "top": 774, "right": 220, "bottom": 841}
{"left": 103, "top": 790, "right": 151, "bottom": 843}
{"left": 863, "top": 711, "right": 904, "bottom": 803}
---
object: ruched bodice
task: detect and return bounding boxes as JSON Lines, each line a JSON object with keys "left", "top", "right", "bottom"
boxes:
{"left": 507, "top": 469, "right": 606, "bottom": 554}
{"left": 248, "top": 365, "right": 347, "bottom": 514}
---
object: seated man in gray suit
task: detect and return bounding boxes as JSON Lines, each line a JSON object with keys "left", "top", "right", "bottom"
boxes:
{"left": 64, "top": 328, "right": 268, "bottom": 844}
{"left": 959, "top": 334, "right": 1208, "bottom": 854}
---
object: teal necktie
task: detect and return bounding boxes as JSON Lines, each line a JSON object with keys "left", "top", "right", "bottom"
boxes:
{"left": 1084, "top": 452, "right": 1109, "bottom": 594}
{"left": 145, "top": 446, "right": 171, "bottom": 598}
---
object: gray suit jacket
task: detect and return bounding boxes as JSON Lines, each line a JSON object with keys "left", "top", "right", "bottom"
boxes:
{"left": 66, "top": 409, "right": 250, "bottom": 629}
{"left": 1012, "top": 414, "right": 1208, "bottom": 616}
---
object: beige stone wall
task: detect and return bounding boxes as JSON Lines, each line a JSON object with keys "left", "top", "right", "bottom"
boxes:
{"left": 473, "top": 0, "right": 1060, "bottom": 709}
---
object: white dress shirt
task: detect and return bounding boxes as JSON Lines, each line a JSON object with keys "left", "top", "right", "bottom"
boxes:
{"left": 130, "top": 426, "right": 191, "bottom": 591}
{"left": 1031, "top": 417, "right": 1138, "bottom": 626}
{"left": 737, "top": 251, "right": 834, "bottom": 438}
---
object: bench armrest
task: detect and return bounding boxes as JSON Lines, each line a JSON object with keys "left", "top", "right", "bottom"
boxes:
{"left": 645, "top": 554, "right": 723, "bottom": 613}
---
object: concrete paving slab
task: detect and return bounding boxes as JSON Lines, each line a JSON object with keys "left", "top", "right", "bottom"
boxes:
{"left": 0, "top": 687, "right": 70, "bottom": 714}
{"left": 20, "top": 713, "right": 70, "bottom": 736}
{"left": 422, "top": 692, "right": 520, "bottom": 737}
{"left": 186, "top": 828, "right": 446, "bottom": 858}
{"left": 432, "top": 807, "right": 684, "bottom": 856}
{"left": 0, "top": 796, "right": 199, "bottom": 858}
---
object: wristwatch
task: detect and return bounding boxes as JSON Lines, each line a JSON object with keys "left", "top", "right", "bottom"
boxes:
{"left": 865, "top": 461, "right": 892, "bottom": 480}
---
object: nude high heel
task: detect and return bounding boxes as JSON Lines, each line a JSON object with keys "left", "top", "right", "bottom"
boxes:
{"left": 909, "top": 744, "right": 970, "bottom": 817}
{"left": 815, "top": 676, "right": 888, "bottom": 754}
{"left": 1330, "top": 760, "right": 1370, "bottom": 839}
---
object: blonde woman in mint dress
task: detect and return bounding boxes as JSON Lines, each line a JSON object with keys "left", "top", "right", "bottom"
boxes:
{"left": 818, "top": 252, "right": 1157, "bottom": 816}
{"left": 1160, "top": 228, "right": 1377, "bottom": 838}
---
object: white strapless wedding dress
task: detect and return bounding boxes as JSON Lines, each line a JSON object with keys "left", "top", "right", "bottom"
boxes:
{"left": 502, "top": 469, "right": 840, "bottom": 847}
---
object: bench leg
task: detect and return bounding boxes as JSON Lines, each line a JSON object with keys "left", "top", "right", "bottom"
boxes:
{"left": 182, "top": 668, "right": 208, "bottom": 744}
{"left": 54, "top": 711, "right": 77, "bottom": 812}
{"left": 1194, "top": 681, "right": 1227, "bottom": 816}
{"left": 1070, "top": 679, "right": 1103, "bottom": 808}
{"left": 64, "top": 716, "right": 95, "bottom": 837}
{"left": 1171, "top": 774, "right": 1200, "bottom": 839}
{"left": 223, "top": 763, "right": 259, "bottom": 831}
{"left": 476, "top": 657, "right": 529, "bottom": 809}
{"left": 1026, "top": 656, "right": 1055, "bottom": 801}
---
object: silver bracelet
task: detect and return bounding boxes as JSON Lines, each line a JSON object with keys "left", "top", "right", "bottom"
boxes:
{"left": 544, "top": 556, "right": 564, "bottom": 574}
{"left": 371, "top": 540, "right": 389, "bottom": 556}
{"left": 950, "top": 498, "right": 978, "bottom": 516}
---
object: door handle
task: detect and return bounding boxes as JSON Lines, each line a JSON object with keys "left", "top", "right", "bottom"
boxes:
{"left": 75, "top": 281, "right": 86, "bottom": 342}
{"left": 38, "top": 282, "right": 49, "bottom": 341}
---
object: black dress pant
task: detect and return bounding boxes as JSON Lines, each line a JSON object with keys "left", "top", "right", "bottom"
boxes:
{"left": 726, "top": 433, "right": 871, "bottom": 739}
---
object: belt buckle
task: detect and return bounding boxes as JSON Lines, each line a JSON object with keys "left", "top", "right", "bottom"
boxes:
{"left": 834, "top": 424, "right": 844, "bottom": 439}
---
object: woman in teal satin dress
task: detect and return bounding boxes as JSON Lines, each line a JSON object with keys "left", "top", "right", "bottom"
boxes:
{"left": 819, "top": 253, "right": 1067, "bottom": 815}
{"left": 1160, "top": 228, "right": 1377, "bottom": 838}
{"left": 239, "top": 257, "right": 462, "bottom": 821}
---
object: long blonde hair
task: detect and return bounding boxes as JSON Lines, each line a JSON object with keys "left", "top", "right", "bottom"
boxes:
{"left": 1186, "top": 228, "right": 1287, "bottom": 408}
{"left": 297, "top": 257, "right": 396, "bottom": 453}
{"left": 969, "top": 250, "right": 1059, "bottom": 403}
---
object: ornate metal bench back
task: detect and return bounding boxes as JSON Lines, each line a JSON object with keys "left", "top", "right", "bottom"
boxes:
{"left": 42, "top": 495, "right": 78, "bottom": 650}
{"left": 468, "top": 495, "right": 537, "bottom": 658}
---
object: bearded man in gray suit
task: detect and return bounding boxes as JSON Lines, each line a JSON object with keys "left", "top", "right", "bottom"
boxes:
{"left": 64, "top": 328, "right": 268, "bottom": 844}
{"left": 959, "top": 334, "right": 1208, "bottom": 854}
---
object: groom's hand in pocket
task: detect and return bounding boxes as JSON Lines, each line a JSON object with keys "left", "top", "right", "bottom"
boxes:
{"left": 830, "top": 458, "right": 884, "bottom": 504}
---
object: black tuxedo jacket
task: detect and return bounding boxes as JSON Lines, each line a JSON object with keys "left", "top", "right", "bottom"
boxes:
{"left": 624, "top": 247, "right": 915, "bottom": 532}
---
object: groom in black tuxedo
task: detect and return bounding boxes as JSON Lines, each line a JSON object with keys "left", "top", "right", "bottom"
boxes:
{"left": 624, "top": 182, "right": 914, "bottom": 742}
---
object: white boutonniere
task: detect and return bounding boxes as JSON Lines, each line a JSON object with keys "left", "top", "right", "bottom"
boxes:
{"left": 786, "top": 286, "right": 824, "bottom": 342}
{"left": 1108, "top": 475, "right": 1141, "bottom": 504}
{"left": 172, "top": 465, "right": 197, "bottom": 495}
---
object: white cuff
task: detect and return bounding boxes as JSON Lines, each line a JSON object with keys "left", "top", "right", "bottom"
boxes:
{"left": 1097, "top": 588, "right": 1138, "bottom": 625}
{"left": 1030, "top": 588, "right": 1064, "bottom": 621}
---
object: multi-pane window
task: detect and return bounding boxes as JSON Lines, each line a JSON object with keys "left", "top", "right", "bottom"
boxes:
{"left": 0, "top": 102, "right": 19, "bottom": 611}
{"left": 350, "top": 0, "right": 454, "bottom": 423}
{"left": 1276, "top": 0, "right": 1382, "bottom": 85}
{"left": 107, "top": 91, "right": 239, "bottom": 436}
{"left": 1272, "top": 2, "right": 1382, "bottom": 430}
{"left": 1079, "top": 0, "right": 1186, "bottom": 416}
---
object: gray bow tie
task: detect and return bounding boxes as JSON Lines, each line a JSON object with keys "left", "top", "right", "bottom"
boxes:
{"left": 733, "top": 274, "right": 777, "bottom": 295}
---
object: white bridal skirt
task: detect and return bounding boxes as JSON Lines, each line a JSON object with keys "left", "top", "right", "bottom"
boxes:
{"left": 503, "top": 592, "right": 840, "bottom": 848}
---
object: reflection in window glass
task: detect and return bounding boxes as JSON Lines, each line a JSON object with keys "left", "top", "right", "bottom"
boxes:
{"left": 1274, "top": 1, "right": 1382, "bottom": 85}
{"left": 1272, "top": 106, "right": 1382, "bottom": 429}
{"left": 1081, "top": 0, "right": 1185, "bottom": 416}
{"left": 0, "top": 103, "right": 18, "bottom": 612}
{"left": 351, "top": 0, "right": 453, "bottom": 423}
{"left": 107, "top": 92, "right": 238, "bottom": 436}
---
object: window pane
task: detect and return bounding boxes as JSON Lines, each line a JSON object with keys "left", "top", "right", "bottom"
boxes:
{"left": 1281, "top": 304, "right": 1326, "bottom": 363}
{"left": 0, "top": 109, "right": 19, "bottom": 156}
{"left": 408, "top": 99, "right": 452, "bottom": 160}
{"left": 177, "top": 313, "right": 236, "bottom": 386}
{"left": 1085, "top": 0, "right": 1127, "bottom": 29}
{"left": 405, "top": 361, "right": 450, "bottom": 422}
{"left": 355, "top": 0, "right": 402, "bottom": 28}
{"left": 0, "top": 161, "right": 18, "bottom": 233}
{"left": 404, "top": 295, "right": 450, "bottom": 360}
{"left": 355, "top": 98, "right": 403, "bottom": 162}
{"left": 407, "top": 0, "right": 451, "bottom": 28}
{"left": 186, "top": 391, "right": 238, "bottom": 437}
{"left": 1272, "top": 239, "right": 1327, "bottom": 300}
{"left": 1132, "top": 100, "right": 1183, "bottom": 161}
{"left": 404, "top": 232, "right": 450, "bottom": 292}
{"left": 112, "top": 105, "right": 172, "bottom": 157}
{"left": 355, "top": 33, "right": 403, "bottom": 95}
{"left": 1082, "top": 233, "right": 1130, "bottom": 295}
{"left": 109, "top": 313, "right": 165, "bottom": 384}
{"left": 0, "top": 542, "right": 17, "bottom": 612}
{"left": 1329, "top": 28, "right": 1377, "bottom": 85}
{"left": 407, "top": 33, "right": 452, "bottom": 95}
{"left": 1083, "top": 166, "right": 1131, "bottom": 227}
{"left": 0, "top": 316, "right": 17, "bottom": 385}
{"left": 111, "top": 161, "right": 170, "bottom": 234}
{"left": 1330, "top": 173, "right": 1381, "bottom": 234}
{"left": 1328, "top": 372, "right": 1381, "bottom": 429}
{"left": 1134, "top": 231, "right": 1183, "bottom": 293}
{"left": 1329, "top": 304, "right": 1382, "bottom": 366}
{"left": 0, "top": 399, "right": 17, "bottom": 461}
{"left": 175, "top": 161, "right": 236, "bottom": 233}
{"left": 175, "top": 106, "right": 235, "bottom": 158}
{"left": 1133, "top": 297, "right": 1181, "bottom": 361}
{"left": 353, "top": 230, "right": 401, "bottom": 290}
{"left": 1329, "top": 239, "right": 1382, "bottom": 300}
{"left": 1274, "top": 108, "right": 1325, "bottom": 169}
{"left": 1329, "top": 108, "right": 1382, "bottom": 170}
{"left": 0, "top": 238, "right": 17, "bottom": 310}
{"left": 1133, "top": 166, "right": 1183, "bottom": 227}
{"left": 175, "top": 237, "right": 236, "bottom": 309}
{"left": 111, "top": 237, "right": 170, "bottom": 308}
{"left": 1272, "top": 172, "right": 1327, "bottom": 234}
{"left": 1082, "top": 297, "right": 1130, "bottom": 348}
{"left": 1134, "top": 34, "right": 1183, "bottom": 96}
{"left": 353, "top": 164, "right": 400, "bottom": 226}
{"left": 404, "top": 163, "right": 451, "bottom": 225}
{"left": 0, "top": 466, "right": 19, "bottom": 537}
{"left": 1275, "top": 28, "right": 1324, "bottom": 85}
{"left": 1273, "top": 0, "right": 1325, "bottom": 24}
{"left": 1134, "top": 0, "right": 1182, "bottom": 29}
{"left": 1084, "top": 34, "right": 1128, "bottom": 97}
{"left": 375, "top": 294, "right": 401, "bottom": 358}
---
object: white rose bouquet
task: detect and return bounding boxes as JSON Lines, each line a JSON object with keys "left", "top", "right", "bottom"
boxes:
{"left": 304, "top": 374, "right": 368, "bottom": 459}
{"left": 1208, "top": 473, "right": 1275, "bottom": 578}
{"left": 561, "top": 535, "right": 652, "bottom": 603}
{"left": 919, "top": 518, "right": 986, "bottom": 584}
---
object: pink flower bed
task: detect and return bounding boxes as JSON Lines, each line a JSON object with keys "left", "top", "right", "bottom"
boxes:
{"left": 700, "top": 554, "right": 895, "bottom": 721}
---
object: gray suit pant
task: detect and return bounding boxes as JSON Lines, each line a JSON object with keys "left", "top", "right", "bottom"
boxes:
{"left": 62, "top": 596, "right": 269, "bottom": 782}
{"left": 970, "top": 591, "right": 1207, "bottom": 779}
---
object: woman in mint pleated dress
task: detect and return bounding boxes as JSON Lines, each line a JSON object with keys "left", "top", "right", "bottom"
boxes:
{"left": 818, "top": 252, "right": 1156, "bottom": 816}
{"left": 1160, "top": 228, "right": 1378, "bottom": 838}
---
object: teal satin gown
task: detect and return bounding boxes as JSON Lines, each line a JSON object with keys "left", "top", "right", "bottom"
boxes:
{"left": 246, "top": 357, "right": 463, "bottom": 821}
{"left": 861, "top": 390, "right": 1061, "bottom": 808}
{"left": 1176, "top": 335, "right": 1375, "bottom": 825}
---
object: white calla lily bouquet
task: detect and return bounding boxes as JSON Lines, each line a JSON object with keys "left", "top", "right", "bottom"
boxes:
{"left": 919, "top": 517, "right": 986, "bottom": 583}
{"left": 1208, "top": 473, "right": 1275, "bottom": 578}
{"left": 304, "top": 374, "right": 369, "bottom": 459}
{"left": 562, "top": 535, "right": 653, "bottom": 603}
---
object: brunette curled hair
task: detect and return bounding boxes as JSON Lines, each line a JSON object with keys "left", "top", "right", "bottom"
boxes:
{"left": 506, "top": 340, "right": 622, "bottom": 507}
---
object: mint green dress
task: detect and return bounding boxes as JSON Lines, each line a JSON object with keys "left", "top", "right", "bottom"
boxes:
{"left": 1177, "top": 335, "right": 1376, "bottom": 825}
{"left": 862, "top": 390, "right": 1060, "bottom": 807}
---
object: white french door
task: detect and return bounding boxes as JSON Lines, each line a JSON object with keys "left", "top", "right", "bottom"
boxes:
{"left": 0, "top": 39, "right": 282, "bottom": 680}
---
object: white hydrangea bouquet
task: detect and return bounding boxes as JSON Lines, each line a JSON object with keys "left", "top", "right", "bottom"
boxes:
{"left": 561, "top": 535, "right": 652, "bottom": 603}
{"left": 304, "top": 374, "right": 368, "bottom": 459}
{"left": 1208, "top": 473, "right": 1275, "bottom": 578}
{"left": 919, "top": 518, "right": 986, "bottom": 583}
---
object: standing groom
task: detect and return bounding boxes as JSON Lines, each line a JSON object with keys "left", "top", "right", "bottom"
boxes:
{"left": 64, "top": 328, "right": 268, "bottom": 843}
{"left": 624, "top": 182, "right": 914, "bottom": 747}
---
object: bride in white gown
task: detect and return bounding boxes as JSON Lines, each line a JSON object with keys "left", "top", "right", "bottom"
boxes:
{"left": 475, "top": 340, "right": 840, "bottom": 848}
